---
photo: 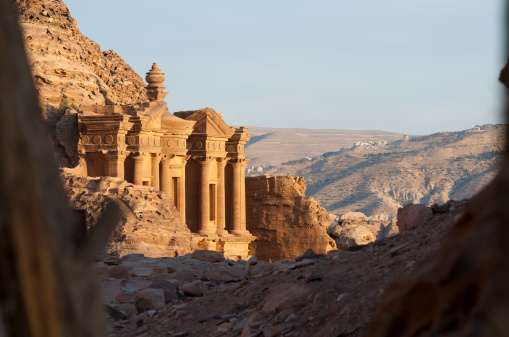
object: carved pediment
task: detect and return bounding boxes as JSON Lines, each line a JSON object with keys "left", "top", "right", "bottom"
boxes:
{"left": 139, "top": 101, "right": 167, "bottom": 131}
{"left": 177, "top": 108, "right": 235, "bottom": 138}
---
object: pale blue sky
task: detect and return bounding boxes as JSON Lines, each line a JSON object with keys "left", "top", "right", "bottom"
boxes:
{"left": 65, "top": 0, "right": 505, "bottom": 134}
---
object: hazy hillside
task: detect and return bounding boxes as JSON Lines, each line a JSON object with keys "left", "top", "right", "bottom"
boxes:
{"left": 246, "top": 127, "right": 407, "bottom": 167}
{"left": 259, "top": 125, "right": 505, "bottom": 218}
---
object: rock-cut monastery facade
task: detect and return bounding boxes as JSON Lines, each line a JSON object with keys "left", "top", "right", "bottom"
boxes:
{"left": 77, "top": 63, "right": 255, "bottom": 259}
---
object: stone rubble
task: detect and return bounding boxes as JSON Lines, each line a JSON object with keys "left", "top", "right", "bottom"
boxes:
{"left": 96, "top": 199, "right": 465, "bottom": 337}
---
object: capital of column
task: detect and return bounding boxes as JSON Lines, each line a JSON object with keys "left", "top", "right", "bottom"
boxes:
{"left": 161, "top": 154, "right": 175, "bottom": 164}
{"left": 228, "top": 158, "right": 247, "bottom": 165}
{"left": 240, "top": 158, "right": 250, "bottom": 168}
{"left": 131, "top": 151, "right": 147, "bottom": 159}
{"left": 216, "top": 157, "right": 228, "bottom": 168}
{"left": 105, "top": 151, "right": 127, "bottom": 160}
{"left": 195, "top": 156, "right": 214, "bottom": 166}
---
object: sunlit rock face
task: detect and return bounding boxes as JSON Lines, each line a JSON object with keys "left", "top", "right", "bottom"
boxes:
{"left": 14, "top": 0, "right": 148, "bottom": 111}
{"left": 246, "top": 175, "right": 336, "bottom": 261}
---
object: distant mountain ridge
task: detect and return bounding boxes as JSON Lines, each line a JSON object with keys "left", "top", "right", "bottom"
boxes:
{"left": 246, "top": 127, "right": 408, "bottom": 167}
{"left": 257, "top": 124, "right": 504, "bottom": 218}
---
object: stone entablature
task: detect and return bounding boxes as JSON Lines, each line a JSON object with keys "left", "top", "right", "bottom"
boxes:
{"left": 76, "top": 63, "right": 255, "bottom": 259}
{"left": 227, "top": 127, "right": 251, "bottom": 160}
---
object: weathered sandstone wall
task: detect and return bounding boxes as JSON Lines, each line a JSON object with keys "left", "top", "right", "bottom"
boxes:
{"left": 62, "top": 172, "right": 193, "bottom": 257}
{"left": 246, "top": 176, "right": 336, "bottom": 261}
{"left": 14, "top": 0, "right": 148, "bottom": 110}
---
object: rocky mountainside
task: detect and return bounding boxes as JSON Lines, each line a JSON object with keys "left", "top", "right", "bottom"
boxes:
{"left": 14, "top": 0, "right": 148, "bottom": 112}
{"left": 245, "top": 127, "right": 407, "bottom": 168}
{"left": 261, "top": 124, "right": 505, "bottom": 218}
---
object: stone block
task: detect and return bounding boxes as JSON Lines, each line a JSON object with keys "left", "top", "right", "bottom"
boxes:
{"left": 397, "top": 204, "right": 433, "bottom": 232}
{"left": 181, "top": 280, "right": 207, "bottom": 297}
{"left": 138, "top": 288, "right": 165, "bottom": 310}
{"left": 115, "top": 291, "right": 137, "bottom": 304}
{"left": 108, "top": 266, "right": 129, "bottom": 279}
{"left": 148, "top": 280, "right": 179, "bottom": 303}
{"left": 191, "top": 250, "right": 225, "bottom": 263}
{"left": 114, "top": 303, "right": 137, "bottom": 317}
{"left": 262, "top": 283, "right": 310, "bottom": 312}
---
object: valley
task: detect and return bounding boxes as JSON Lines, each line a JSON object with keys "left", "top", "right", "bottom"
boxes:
{"left": 249, "top": 124, "right": 504, "bottom": 217}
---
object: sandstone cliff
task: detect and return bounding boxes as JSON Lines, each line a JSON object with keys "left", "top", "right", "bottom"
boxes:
{"left": 14, "top": 0, "right": 148, "bottom": 111}
{"left": 245, "top": 176, "right": 336, "bottom": 261}
{"left": 62, "top": 172, "right": 193, "bottom": 257}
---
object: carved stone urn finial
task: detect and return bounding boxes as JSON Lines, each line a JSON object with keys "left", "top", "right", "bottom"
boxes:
{"left": 146, "top": 62, "right": 168, "bottom": 102}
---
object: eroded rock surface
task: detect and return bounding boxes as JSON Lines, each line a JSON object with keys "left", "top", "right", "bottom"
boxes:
{"left": 14, "top": 0, "right": 148, "bottom": 110}
{"left": 246, "top": 176, "right": 336, "bottom": 261}
{"left": 62, "top": 172, "right": 193, "bottom": 257}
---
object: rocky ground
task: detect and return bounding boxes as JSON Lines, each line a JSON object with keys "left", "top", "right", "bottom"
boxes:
{"left": 97, "top": 200, "right": 466, "bottom": 337}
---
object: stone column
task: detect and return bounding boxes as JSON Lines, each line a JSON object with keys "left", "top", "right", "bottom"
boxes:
{"left": 105, "top": 152, "right": 126, "bottom": 179}
{"left": 179, "top": 160, "right": 186, "bottom": 223}
{"left": 230, "top": 160, "right": 242, "bottom": 234}
{"left": 198, "top": 158, "right": 212, "bottom": 235}
{"left": 151, "top": 154, "right": 161, "bottom": 190}
{"left": 133, "top": 154, "right": 144, "bottom": 186}
{"left": 216, "top": 158, "right": 228, "bottom": 235}
{"left": 240, "top": 160, "right": 248, "bottom": 232}
{"left": 160, "top": 157, "right": 171, "bottom": 194}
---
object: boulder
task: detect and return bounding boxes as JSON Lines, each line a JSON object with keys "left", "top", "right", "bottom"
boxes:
{"left": 148, "top": 280, "right": 179, "bottom": 303}
{"left": 397, "top": 204, "right": 433, "bottom": 232}
{"left": 328, "top": 222, "right": 375, "bottom": 250}
{"left": 115, "top": 292, "right": 137, "bottom": 304}
{"left": 114, "top": 303, "right": 137, "bottom": 317}
{"left": 181, "top": 280, "right": 207, "bottom": 297}
{"left": 191, "top": 250, "right": 226, "bottom": 263}
{"left": 108, "top": 266, "right": 129, "bottom": 279}
{"left": 340, "top": 211, "right": 370, "bottom": 221}
{"left": 205, "top": 269, "right": 244, "bottom": 283}
{"left": 246, "top": 176, "right": 336, "bottom": 261}
{"left": 137, "top": 288, "right": 166, "bottom": 310}
{"left": 173, "top": 269, "right": 196, "bottom": 284}
{"left": 246, "top": 261, "right": 280, "bottom": 277}
{"left": 135, "top": 297, "right": 154, "bottom": 313}
{"left": 119, "top": 280, "right": 137, "bottom": 293}
{"left": 262, "top": 283, "right": 310, "bottom": 312}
